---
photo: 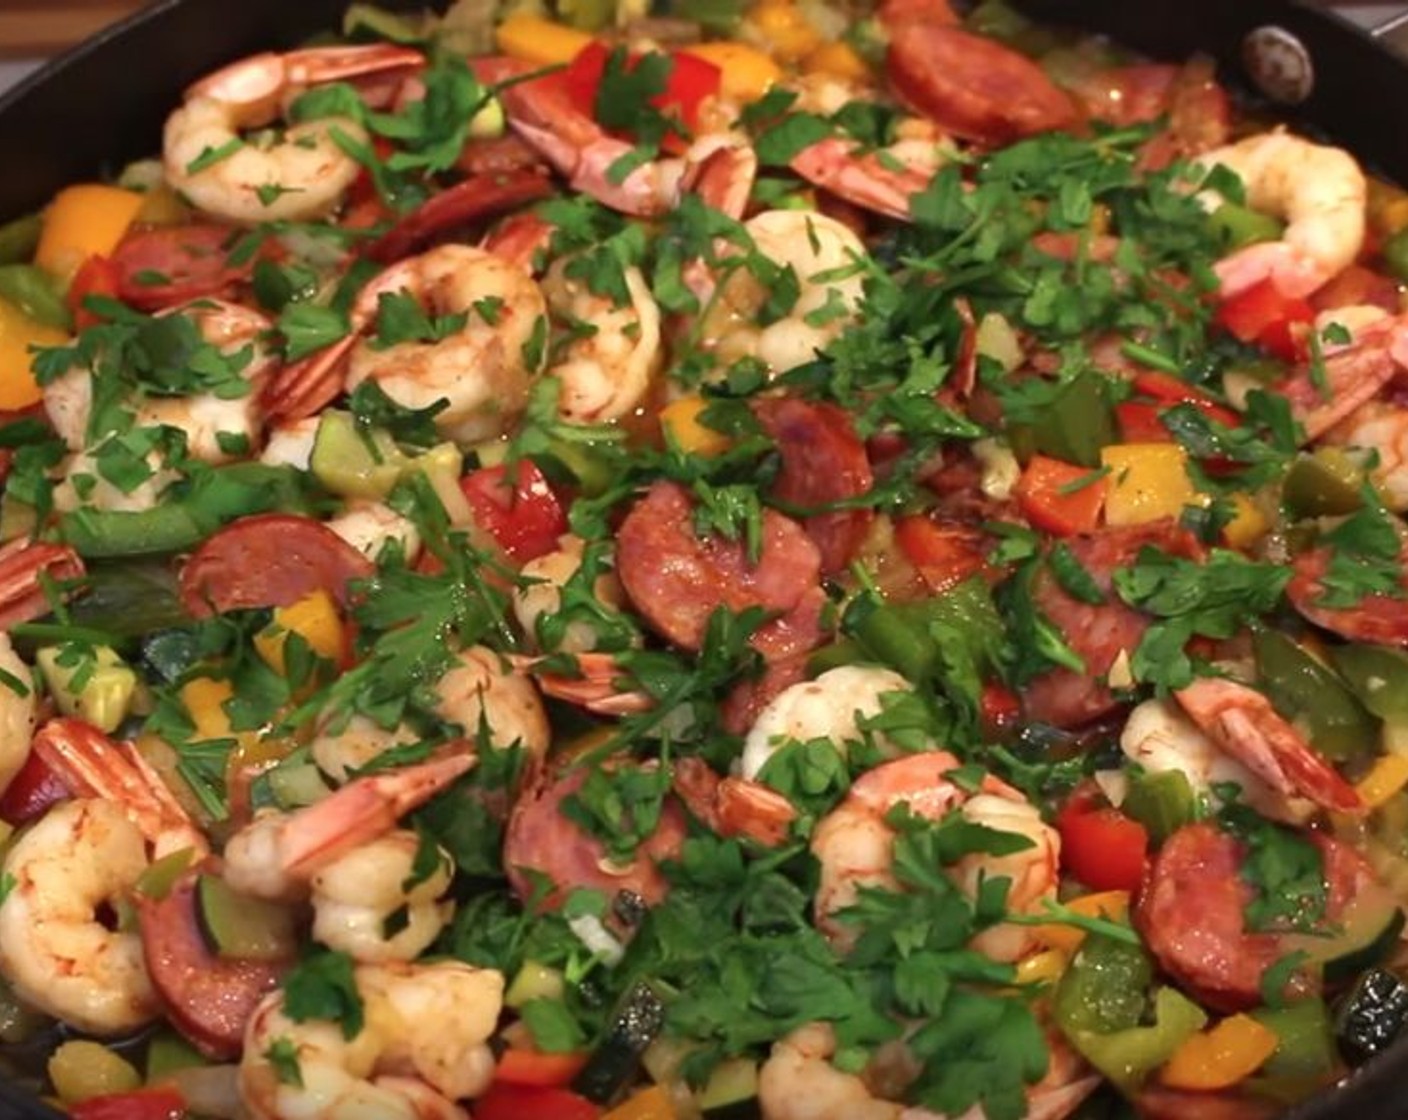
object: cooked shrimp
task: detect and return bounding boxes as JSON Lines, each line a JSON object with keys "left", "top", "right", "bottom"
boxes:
{"left": 673, "top": 755, "right": 798, "bottom": 847}
{"left": 309, "top": 830, "right": 456, "bottom": 963}
{"left": 433, "top": 645, "right": 552, "bottom": 762}
{"left": 1196, "top": 130, "right": 1367, "bottom": 299}
{"left": 344, "top": 244, "right": 548, "bottom": 445}
{"left": 0, "top": 541, "right": 85, "bottom": 631}
{"left": 0, "top": 799, "right": 159, "bottom": 1035}
{"left": 311, "top": 714, "right": 421, "bottom": 785}
{"left": 1276, "top": 312, "right": 1408, "bottom": 441}
{"left": 740, "top": 665, "right": 916, "bottom": 781}
{"left": 45, "top": 300, "right": 278, "bottom": 472}
{"left": 541, "top": 255, "right": 663, "bottom": 423}
{"left": 1322, "top": 399, "right": 1408, "bottom": 511}
{"left": 1120, "top": 698, "right": 1312, "bottom": 824}
{"left": 223, "top": 754, "right": 474, "bottom": 903}
{"left": 0, "top": 633, "right": 37, "bottom": 796}
{"left": 165, "top": 45, "right": 423, "bottom": 225}
{"left": 260, "top": 417, "right": 321, "bottom": 470}
{"left": 512, "top": 535, "right": 632, "bottom": 655}
{"left": 758, "top": 1021, "right": 1097, "bottom": 1120}
{"left": 240, "top": 959, "right": 502, "bottom": 1120}
{"left": 701, "top": 209, "right": 868, "bottom": 376}
{"left": 508, "top": 651, "right": 656, "bottom": 717}
{"left": 327, "top": 500, "right": 423, "bottom": 563}
{"left": 810, "top": 751, "right": 1058, "bottom": 960}
{"left": 1173, "top": 678, "right": 1364, "bottom": 814}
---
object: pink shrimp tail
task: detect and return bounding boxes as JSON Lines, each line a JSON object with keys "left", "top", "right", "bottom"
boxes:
{"left": 280, "top": 753, "right": 476, "bottom": 874}
{"left": 1215, "top": 241, "right": 1326, "bottom": 300}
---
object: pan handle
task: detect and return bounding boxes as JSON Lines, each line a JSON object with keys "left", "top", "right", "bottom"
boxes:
{"left": 1369, "top": 7, "right": 1408, "bottom": 55}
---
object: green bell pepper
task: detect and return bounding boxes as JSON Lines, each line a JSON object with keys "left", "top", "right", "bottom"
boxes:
{"left": 1121, "top": 770, "right": 1196, "bottom": 845}
{"left": 1069, "top": 987, "right": 1209, "bottom": 1093}
{"left": 0, "top": 264, "right": 71, "bottom": 331}
{"left": 1329, "top": 643, "right": 1408, "bottom": 725}
{"left": 1054, "top": 933, "right": 1153, "bottom": 1035}
{"left": 1254, "top": 627, "right": 1377, "bottom": 762}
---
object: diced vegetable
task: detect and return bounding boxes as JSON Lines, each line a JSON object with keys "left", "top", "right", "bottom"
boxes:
{"left": 697, "top": 1057, "right": 758, "bottom": 1118}
{"left": 461, "top": 459, "right": 569, "bottom": 563}
{"left": 1071, "top": 987, "right": 1208, "bottom": 1092}
{"left": 1250, "top": 999, "right": 1337, "bottom": 1082}
{"left": 660, "top": 395, "right": 732, "bottom": 457}
{"left": 494, "top": 15, "right": 595, "bottom": 65}
{"left": 476, "top": 1082, "right": 602, "bottom": 1120}
{"left": 1253, "top": 628, "right": 1376, "bottom": 763}
{"left": 1035, "top": 890, "right": 1131, "bottom": 954}
{"left": 36, "top": 644, "right": 138, "bottom": 733}
{"left": 0, "top": 264, "right": 71, "bottom": 330}
{"left": 1317, "top": 893, "right": 1405, "bottom": 986}
{"left": 134, "top": 848, "right": 196, "bottom": 902}
{"left": 682, "top": 42, "right": 782, "bottom": 103}
{"left": 1334, "top": 967, "right": 1408, "bottom": 1066}
{"left": 1100, "top": 443, "right": 1203, "bottom": 527}
{"left": 1214, "top": 279, "right": 1314, "bottom": 362}
{"left": 68, "top": 1088, "right": 187, "bottom": 1120}
{"left": 1329, "top": 644, "right": 1408, "bottom": 725}
{"left": 144, "top": 1030, "right": 208, "bottom": 1082}
{"left": 506, "top": 960, "right": 568, "bottom": 1008}
{"left": 0, "top": 296, "right": 67, "bottom": 410}
{"left": 1014, "top": 454, "right": 1106, "bottom": 536}
{"left": 196, "top": 873, "right": 299, "bottom": 961}
{"left": 265, "top": 760, "right": 332, "bottom": 810}
{"left": 253, "top": 589, "right": 346, "bottom": 675}
{"left": 572, "top": 981, "right": 667, "bottom": 1105}
{"left": 310, "top": 411, "right": 407, "bottom": 499}
{"left": 34, "top": 184, "right": 145, "bottom": 280}
{"left": 745, "top": 0, "right": 822, "bottom": 62}
{"left": 1056, "top": 795, "right": 1148, "bottom": 892}
{"left": 1282, "top": 450, "right": 1365, "bottom": 518}
{"left": 47, "top": 1040, "right": 142, "bottom": 1104}
{"left": 1382, "top": 227, "right": 1408, "bottom": 283}
{"left": 1053, "top": 933, "right": 1152, "bottom": 1036}
{"left": 1120, "top": 770, "right": 1196, "bottom": 845}
{"left": 1208, "top": 203, "right": 1284, "bottom": 252}
{"left": 1159, "top": 1014, "right": 1278, "bottom": 1090}
{"left": 1356, "top": 755, "right": 1408, "bottom": 809}
{"left": 802, "top": 39, "right": 868, "bottom": 81}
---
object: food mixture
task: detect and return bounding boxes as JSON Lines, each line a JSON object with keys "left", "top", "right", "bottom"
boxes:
{"left": 1, "top": 1, "right": 1408, "bottom": 1117}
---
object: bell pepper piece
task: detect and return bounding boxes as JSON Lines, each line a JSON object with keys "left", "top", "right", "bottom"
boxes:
{"left": 181, "top": 677, "right": 236, "bottom": 740}
{"left": 494, "top": 16, "right": 595, "bottom": 66}
{"left": 1072, "top": 986, "right": 1208, "bottom": 1092}
{"left": 1214, "top": 278, "right": 1314, "bottom": 361}
{"left": 1282, "top": 449, "right": 1365, "bottom": 518}
{"left": 253, "top": 589, "right": 346, "bottom": 676}
{"left": 803, "top": 40, "right": 870, "bottom": 81}
{"left": 602, "top": 1085, "right": 676, "bottom": 1120}
{"left": 1121, "top": 770, "right": 1196, "bottom": 845}
{"left": 68, "top": 255, "right": 122, "bottom": 330}
{"left": 1251, "top": 999, "right": 1337, "bottom": 1083}
{"left": 1253, "top": 628, "right": 1376, "bottom": 763}
{"left": 746, "top": 0, "right": 822, "bottom": 62}
{"left": 0, "top": 296, "right": 67, "bottom": 410}
{"left": 1159, "top": 1013, "right": 1279, "bottom": 1091}
{"left": 566, "top": 43, "right": 722, "bottom": 145}
{"left": 1356, "top": 755, "right": 1408, "bottom": 809}
{"left": 893, "top": 515, "right": 989, "bottom": 592}
{"left": 1056, "top": 798, "right": 1149, "bottom": 892}
{"left": 1054, "top": 932, "right": 1153, "bottom": 1036}
{"left": 35, "top": 184, "right": 145, "bottom": 280}
{"left": 1014, "top": 455, "right": 1107, "bottom": 536}
{"left": 1015, "top": 948, "right": 1070, "bottom": 986}
{"left": 475, "top": 1082, "right": 601, "bottom": 1120}
{"left": 68, "top": 1087, "right": 186, "bottom": 1120}
{"left": 460, "top": 459, "right": 568, "bottom": 564}
{"left": 0, "top": 264, "right": 71, "bottom": 330}
{"left": 1101, "top": 443, "right": 1203, "bottom": 527}
{"left": 682, "top": 42, "right": 782, "bottom": 103}
{"left": 660, "top": 394, "right": 732, "bottom": 456}
{"left": 496, "top": 1047, "right": 592, "bottom": 1088}
{"left": 1223, "top": 493, "right": 1270, "bottom": 551}
{"left": 1035, "top": 890, "right": 1131, "bottom": 954}
{"left": 1331, "top": 644, "right": 1408, "bottom": 726}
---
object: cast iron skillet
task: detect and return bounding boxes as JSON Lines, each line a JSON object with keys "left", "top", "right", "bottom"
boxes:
{"left": 1, "top": 1, "right": 1408, "bottom": 1117}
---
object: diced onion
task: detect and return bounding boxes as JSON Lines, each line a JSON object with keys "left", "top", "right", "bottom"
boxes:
{"left": 569, "top": 913, "right": 625, "bottom": 965}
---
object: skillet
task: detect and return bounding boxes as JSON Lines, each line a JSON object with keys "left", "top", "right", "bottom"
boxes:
{"left": 1, "top": 1, "right": 1408, "bottom": 1117}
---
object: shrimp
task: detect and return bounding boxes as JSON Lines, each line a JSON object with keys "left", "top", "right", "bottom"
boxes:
{"left": 700, "top": 209, "right": 868, "bottom": 377}
{"left": 757, "top": 1022, "right": 1097, "bottom": 1120}
{"left": 810, "top": 751, "right": 1058, "bottom": 961}
{"left": 0, "top": 540, "right": 84, "bottom": 630}
{"left": 1172, "top": 677, "right": 1364, "bottom": 814}
{"left": 0, "top": 633, "right": 37, "bottom": 796}
{"left": 673, "top": 755, "right": 798, "bottom": 847}
{"left": 240, "top": 959, "right": 502, "bottom": 1120}
{"left": 0, "top": 799, "right": 159, "bottom": 1035}
{"left": 326, "top": 500, "right": 423, "bottom": 563}
{"left": 477, "top": 57, "right": 756, "bottom": 219}
{"left": 740, "top": 665, "right": 916, "bottom": 781}
{"left": 1120, "top": 698, "right": 1313, "bottom": 824}
{"left": 344, "top": 244, "right": 549, "bottom": 445}
{"left": 512, "top": 535, "right": 633, "bottom": 655}
{"left": 508, "top": 651, "right": 656, "bottom": 716}
{"left": 1322, "top": 399, "right": 1408, "bottom": 511}
{"left": 1275, "top": 312, "right": 1408, "bottom": 441}
{"left": 1195, "top": 130, "right": 1367, "bottom": 299}
{"left": 164, "top": 45, "right": 424, "bottom": 225}
{"left": 223, "top": 754, "right": 473, "bottom": 903}
{"left": 309, "top": 830, "right": 456, "bottom": 963}
{"left": 541, "top": 254, "right": 663, "bottom": 423}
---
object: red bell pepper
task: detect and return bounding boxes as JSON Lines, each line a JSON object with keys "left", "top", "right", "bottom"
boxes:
{"left": 564, "top": 42, "right": 721, "bottom": 150}
{"left": 1214, "top": 279, "right": 1314, "bottom": 361}
{"left": 460, "top": 459, "right": 568, "bottom": 564}
{"left": 0, "top": 748, "right": 71, "bottom": 826}
{"left": 892, "top": 515, "right": 989, "bottom": 594}
{"left": 1056, "top": 795, "right": 1149, "bottom": 892}
{"left": 1013, "top": 455, "right": 1107, "bottom": 537}
{"left": 69, "top": 1087, "right": 186, "bottom": 1120}
{"left": 494, "top": 1047, "right": 590, "bottom": 1088}
{"left": 473, "top": 1082, "right": 600, "bottom": 1120}
{"left": 67, "top": 254, "right": 121, "bottom": 330}
{"left": 979, "top": 681, "right": 1021, "bottom": 735}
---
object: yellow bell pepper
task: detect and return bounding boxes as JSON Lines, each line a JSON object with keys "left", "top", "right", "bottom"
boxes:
{"left": 34, "top": 184, "right": 144, "bottom": 280}
{"left": 1159, "top": 1013, "right": 1278, "bottom": 1090}
{"left": 682, "top": 42, "right": 782, "bottom": 104}
{"left": 1222, "top": 492, "right": 1270, "bottom": 551}
{"left": 603, "top": 1085, "right": 677, "bottom": 1120}
{"left": 660, "top": 395, "right": 732, "bottom": 457}
{"left": 746, "top": 0, "right": 822, "bottom": 62}
{"left": 180, "top": 676, "right": 236, "bottom": 740}
{"left": 1101, "top": 443, "right": 1205, "bottom": 527}
{"left": 254, "top": 589, "right": 346, "bottom": 675}
{"left": 1035, "top": 890, "right": 1131, "bottom": 953}
{"left": 0, "top": 297, "right": 67, "bottom": 410}
{"left": 1357, "top": 754, "right": 1408, "bottom": 809}
{"left": 495, "top": 15, "right": 594, "bottom": 67}
{"left": 803, "top": 40, "right": 869, "bottom": 82}
{"left": 1014, "top": 948, "right": 1070, "bottom": 986}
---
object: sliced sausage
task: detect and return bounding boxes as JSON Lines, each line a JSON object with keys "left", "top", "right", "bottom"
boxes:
{"left": 178, "top": 513, "right": 374, "bottom": 618}
{"left": 1024, "top": 522, "right": 1202, "bottom": 729}
{"left": 364, "top": 169, "right": 555, "bottom": 264}
{"left": 616, "top": 480, "right": 823, "bottom": 654}
{"left": 504, "top": 763, "right": 687, "bottom": 915}
{"left": 137, "top": 870, "right": 287, "bottom": 1060}
{"left": 1287, "top": 542, "right": 1408, "bottom": 645}
{"left": 887, "top": 24, "right": 1078, "bottom": 146}
{"left": 753, "top": 398, "right": 874, "bottom": 576}
{"left": 1135, "top": 822, "right": 1368, "bottom": 1013}
{"left": 112, "top": 224, "right": 255, "bottom": 311}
